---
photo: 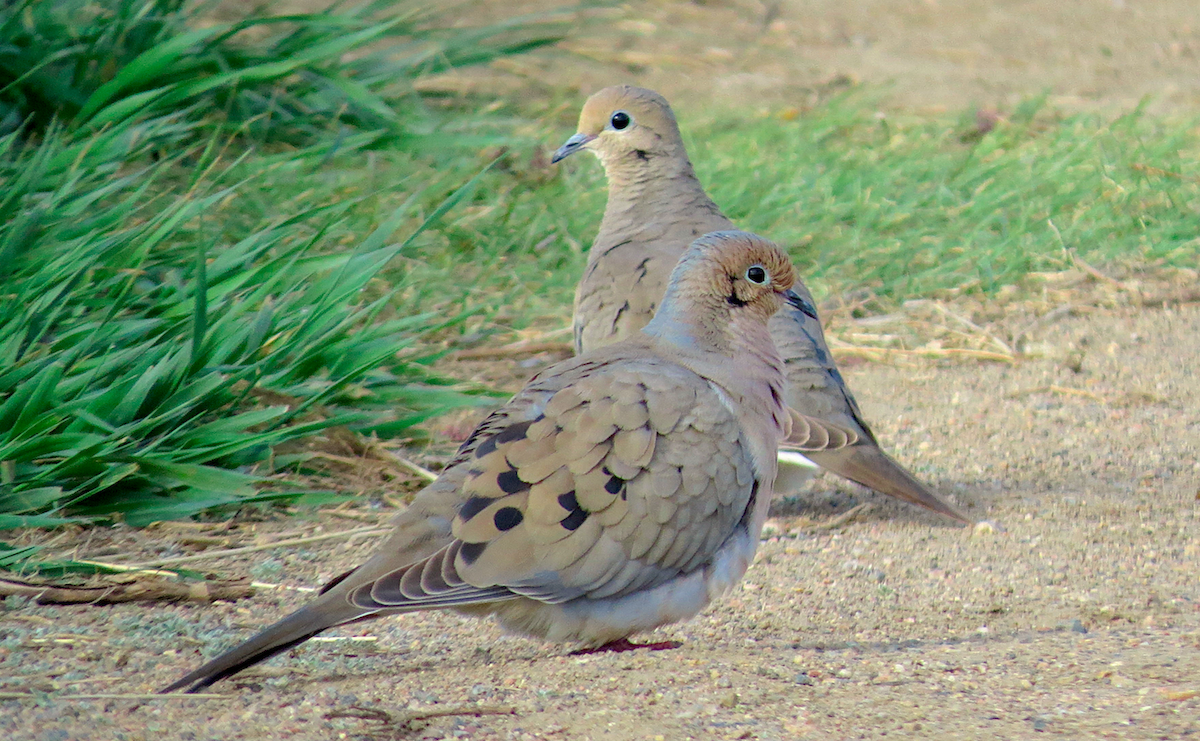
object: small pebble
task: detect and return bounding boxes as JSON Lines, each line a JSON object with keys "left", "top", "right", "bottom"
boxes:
{"left": 973, "top": 520, "right": 1004, "bottom": 535}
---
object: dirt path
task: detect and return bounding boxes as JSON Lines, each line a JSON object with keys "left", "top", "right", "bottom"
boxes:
{"left": 463, "top": 0, "right": 1200, "bottom": 115}
{"left": 4, "top": 3, "right": 1200, "bottom": 740}
{"left": 4, "top": 304, "right": 1196, "bottom": 740}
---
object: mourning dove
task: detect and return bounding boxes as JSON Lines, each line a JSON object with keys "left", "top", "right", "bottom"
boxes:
{"left": 162, "top": 231, "right": 849, "bottom": 694}
{"left": 553, "top": 85, "right": 969, "bottom": 524}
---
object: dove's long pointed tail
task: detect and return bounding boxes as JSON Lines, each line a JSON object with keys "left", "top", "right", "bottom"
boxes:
{"left": 804, "top": 445, "right": 971, "bottom": 524}
{"left": 160, "top": 599, "right": 372, "bottom": 694}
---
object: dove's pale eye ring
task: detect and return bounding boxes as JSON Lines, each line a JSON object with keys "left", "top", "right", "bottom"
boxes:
{"left": 745, "top": 265, "right": 768, "bottom": 284}
{"left": 610, "top": 111, "right": 631, "bottom": 130}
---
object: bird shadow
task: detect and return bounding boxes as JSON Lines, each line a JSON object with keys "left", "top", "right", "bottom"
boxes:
{"left": 767, "top": 473, "right": 994, "bottom": 529}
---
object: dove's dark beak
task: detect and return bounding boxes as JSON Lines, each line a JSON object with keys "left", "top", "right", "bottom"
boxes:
{"left": 784, "top": 289, "right": 819, "bottom": 320}
{"left": 551, "top": 133, "right": 596, "bottom": 164}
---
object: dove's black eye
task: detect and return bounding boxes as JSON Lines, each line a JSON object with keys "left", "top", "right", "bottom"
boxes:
{"left": 745, "top": 265, "right": 768, "bottom": 284}
{"left": 610, "top": 111, "right": 631, "bottom": 130}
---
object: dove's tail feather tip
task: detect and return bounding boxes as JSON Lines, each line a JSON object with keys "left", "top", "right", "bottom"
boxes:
{"left": 807, "top": 444, "right": 973, "bottom": 525}
{"left": 158, "top": 606, "right": 343, "bottom": 694}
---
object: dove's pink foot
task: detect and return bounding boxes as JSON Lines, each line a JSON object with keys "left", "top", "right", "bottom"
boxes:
{"left": 571, "top": 638, "right": 682, "bottom": 655}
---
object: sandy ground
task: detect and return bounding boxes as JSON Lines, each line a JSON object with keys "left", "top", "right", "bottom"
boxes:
{"left": 4, "top": 303, "right": 1197, "bottom": 740}
{"left": 441, "top": 0, "right": 1200, "bottom": 115}
{"left": 4, "top": 2, "right": 1200, "bottom": 740}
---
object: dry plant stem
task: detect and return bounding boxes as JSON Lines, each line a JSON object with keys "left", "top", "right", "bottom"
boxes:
{"left": 1006, "top": 385, "right": 1107, "bottom": 403}
{"left": 1138, "top": 287, "right": 1200, "bottom": 306}
{"left": 321, "top": 508, "right": 387, "bottom": 523}
{"left": 809, "top": 502, "right": 875, "bottom": 531}
{"left": 1049, "top": 219, "right": 1135, "bottom": 293}
{"left": 0, "top": 692, "right": 226, "bottom": 700}
{"left": 1011, "top": 304, "right": 1080, "bottom": 347}
{"left": 110, "top": 525, "right": 391, "bottom": 569}
{"left": 0, "top": 576, "right": 253, "bottom": 605}
{"left": 327, "top": 704, "right": 518, "bottom": 728}
{"left": 927, "top": 301, "right": 1015, "bottom": 355}
{"left": 449, "top": 340, "right": 574, "bottom": 360}
{"left": 374, "top": 449, "right": 438, "bottom": 482}
{"left": 64, "top": 562, "right": 181, "bottom": 578}
{"left": 830, "top": 344, "right": 1015, "bottom": 363}
{"left": 1130, "top": 162, "right": 1200, "bottom": 183}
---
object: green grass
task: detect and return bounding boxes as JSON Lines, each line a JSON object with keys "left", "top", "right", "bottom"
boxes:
{"left": 0, "top": 118, "right": 508, "bottom": 532}
{"left": 0, "top": 0, "right": 570, "bottom": 146}
{"left": 695, "top": 95, "right": 1200, "bottom": 299}
{"left": 0, "top": 0, "right": 580, "bottom": 537}
{"left": 411, "top": 93, "right": 1200, "bottom": 338}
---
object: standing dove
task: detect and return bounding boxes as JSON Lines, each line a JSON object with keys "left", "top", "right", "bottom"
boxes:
{"left": 552, "top": 85, "right": 969, "bottom": 524}
{"left": 162, "top": 231, "right": 846, "bottom": 694}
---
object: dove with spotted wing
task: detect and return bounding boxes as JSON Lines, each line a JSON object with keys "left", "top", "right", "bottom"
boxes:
{"left": 553, "top": 85, "right": 969, "bottom": 524}
{"left": 161, "top": 231, "right": 849, "bottom": 694}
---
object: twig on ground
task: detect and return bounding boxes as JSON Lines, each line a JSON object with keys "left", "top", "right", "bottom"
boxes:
{"left": 249, "top": 580, "right": 318, "bottom": 593}
{"left": 327, "top": 703, "right": 518, "bottom": 730}
{"left": 320, "top": 507, "right": 387, "bottom": 524}
{"left": 809, "top": 503, "right": 875, "bottom": 531}
{"left": 1137, "top": 287, "right": 1200, "bottom": 306}
{"left": 830, "top": 344, "right": 1015, "bottom": 363}
{"left": 105, "top": 525, "right": 391, "bottom": 569}
{"left": 0, "top": 692, "right": 226, "bottom": 700}
{"left": 374, "top": 449, "right": 438, "bottom": 482}
{"left": 1049, "top": 219, "right": 1136, "bottom": 294}
{"left": 0, "top": 575, "right": 254, "bottom": 605}
{"left": 1131, "top": 162, "right": 1200, "bottom": 183}
{"left": 450, "top": 340, "right": 573, "bottom": 360}
{"left": 924, "top": 301, "right": 1015, "bottom": 355}
{"left": 1073, "top": 255, "right": 1133, "bottom": 292}
{"left": 1006, "top": 385, "right": 1107, "bottom": 403}
{"left": 1011, "top": 304, "right": 1080, "bottom": 347}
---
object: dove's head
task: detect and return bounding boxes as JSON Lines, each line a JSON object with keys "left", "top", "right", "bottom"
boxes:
{"left": 551, "top": 85, "right": 686, "bottom": 168}
{"left": 646, "top": 231, "right": 815, "bottom": 347}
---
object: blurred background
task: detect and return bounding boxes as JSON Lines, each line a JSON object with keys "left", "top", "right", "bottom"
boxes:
{"left": 401, "top": 0, "right": 1200, "bottom": 114}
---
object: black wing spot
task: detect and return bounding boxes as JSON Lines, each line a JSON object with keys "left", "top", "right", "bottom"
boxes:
{"left": 459, "top": 495, "right": 493, "bottom": 521}
{"left": 604, "top": 475, "right": 625, "bottom": 495}
{"left": 634, "top": 149, "right": 649, "bottom": 161}
{"left": 561, "top": 507, "right": 588, "bottom": 531}
{"left": 493, "top": 506, "right": 524, "bottom": 532}
{"left": 460, "top": 541, "right": 487, "bottom": 565}
{"left": 475, "top": 420, "right": 533, "bottom": 459}
{"left": 495, "top": 419, "right": 535, "bottom": 444}
{"left": 497, "top": 468, "right": 530, "bottom": 495}
{"left": 474, "top": 435, "right": 500, "bottom": 459}
{"left": 557, "top": 490, "right": 587, "bottom": 531}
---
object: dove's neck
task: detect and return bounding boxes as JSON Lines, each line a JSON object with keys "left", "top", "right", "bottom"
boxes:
{"left": 644, "top": 301, "right": 789, "bottom": 481}
{"left": 597, "top": 154, "right": 729, "bottom": 244}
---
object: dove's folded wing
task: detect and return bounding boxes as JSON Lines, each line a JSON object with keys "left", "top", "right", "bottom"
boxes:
{"left": 348, "top": 360, "right": 759, "bottom": 612}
